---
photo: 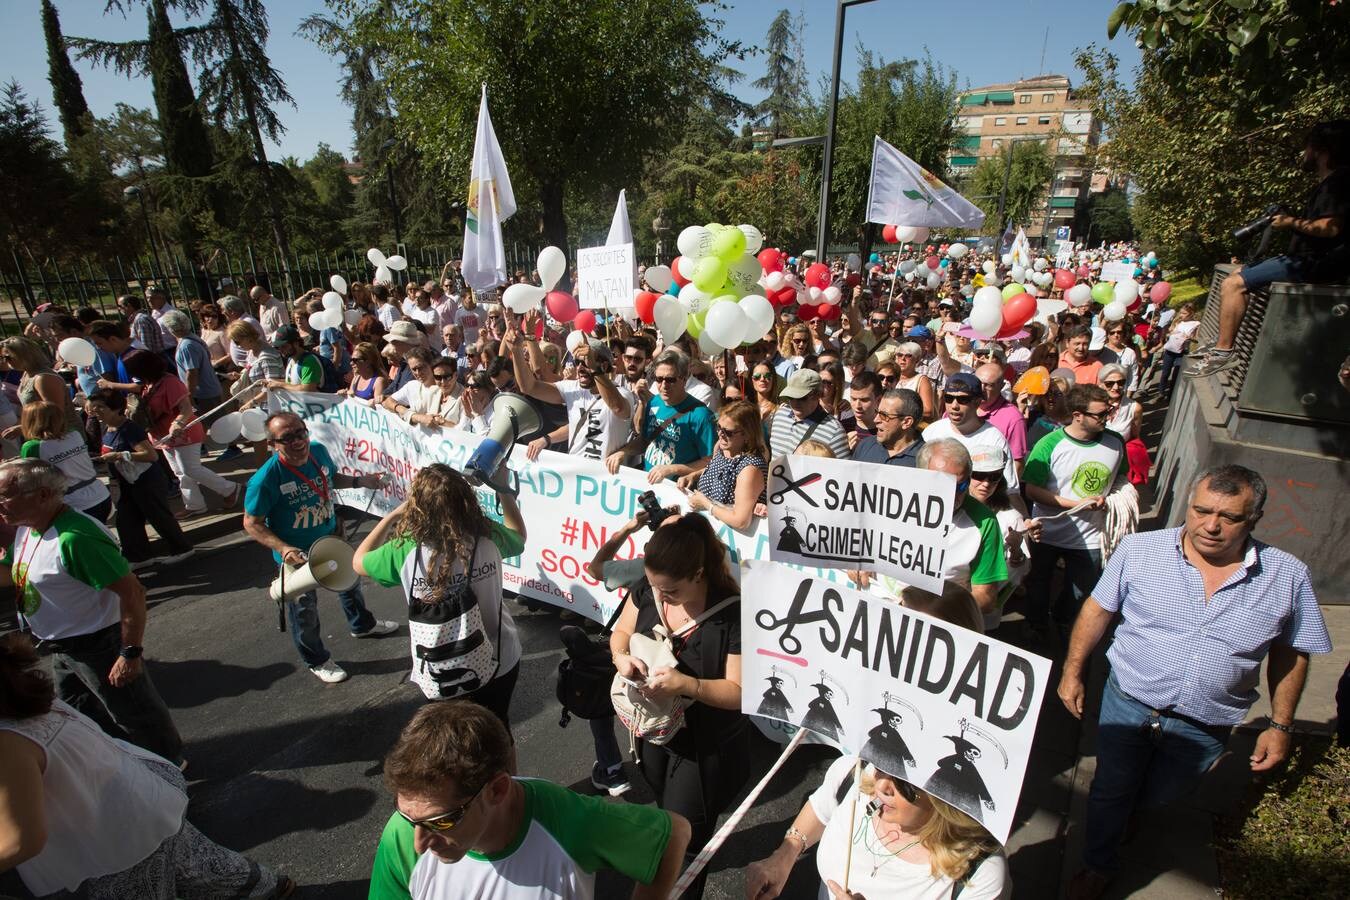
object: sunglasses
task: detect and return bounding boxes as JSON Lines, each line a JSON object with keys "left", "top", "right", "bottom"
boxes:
{"left": 652, "top": 375, "right": 680, "bottom": 385}
{"left": 751, "top": 372, "right": 774, "bottom": 381}
{"left": 880, "top": 375, "right": 898, "bottom": 384}
{"left": 622, "top": 354, "right": 646, "bottom": 364}
{"left": 434, "top": 371, "right": 456, "bottom": 380}
{"left": 397, "top": 782, "right": 487, "bottom": 833}
{"left": 270, "top": 429, "right": 309, "bottom": 445}
{"left": 970, "top": 470, "right": 1002, "bottom": 483}
{"left": 943, "top": 394, "right": 975, "bottom": 405}
{"left": 716, "top": 426, "right": 740, "bottom": 439}
{"left": 1102, "top": 380, "right": 1125, "bottom": 388}
{"left": 873, "top": 409, "right": 903, "bottom": 422}
{"left": 1078, "top": 409, "right": 1108, "bottom": 421}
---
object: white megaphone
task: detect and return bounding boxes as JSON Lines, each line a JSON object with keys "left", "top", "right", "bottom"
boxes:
{"left": 268, "top": 535, "right": 359, "bottom": 602}
{"left": 463, "top": 392, "right": 543, "bottom": 489}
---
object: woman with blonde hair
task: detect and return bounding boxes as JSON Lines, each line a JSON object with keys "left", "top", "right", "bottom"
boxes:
{"left": 354, "top": 464, "right": 525, "bottom": 729}
{"left": 795, "top": 438, "right": 835, "bottom": 458}
{"left": 778, "top": 323, "right": 812, "bottom": 375}
{"left": 19, "top": 401, "right": 111, "bottom": 522}
{"left": 679, "top": 400, "right": 768, "bottom": 530}
{"left": 0, "top": 336, "right": 78, "bottom": 439}
{"left": 345, "top": 342, "right": 388, "bottom": 403}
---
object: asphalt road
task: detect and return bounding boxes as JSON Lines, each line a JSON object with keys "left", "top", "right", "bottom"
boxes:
{"left": 134, "top": 533, "right": 839, "bottom": 900}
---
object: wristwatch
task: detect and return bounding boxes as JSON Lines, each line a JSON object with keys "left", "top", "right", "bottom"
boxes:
{"left": 1268, "top": 718, "right": 1295, "bottom": 734}
{"left": 119, "top": 645, "right": 144, "bottom": 660}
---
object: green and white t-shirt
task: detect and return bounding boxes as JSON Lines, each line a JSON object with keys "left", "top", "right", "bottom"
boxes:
{"left": 871, "top": 496, "right": 1008, "bottom": 604}
{"left": 4, "top": 508, "right": 129, "bottom": 640}
{"left": 368, "top": 778, "right": 672, "bottom": 900}
{"left": 1023, "top": 428, "right": 1126, "bottom": 549}
{"left": 285, "top": 352, "right": 323, "bottom": 387}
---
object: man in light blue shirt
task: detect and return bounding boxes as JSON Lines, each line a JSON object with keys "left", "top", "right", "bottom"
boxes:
{"left": 1058, "top": 464, "right": 1331, "bottom": 898}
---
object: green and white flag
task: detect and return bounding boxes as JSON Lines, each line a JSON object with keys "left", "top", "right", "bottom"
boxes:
{"left": 866, "top": 136, "right": 985, "bottom": 229}
{"left": 463, "top": 84, "right": 516, "bottom": 292}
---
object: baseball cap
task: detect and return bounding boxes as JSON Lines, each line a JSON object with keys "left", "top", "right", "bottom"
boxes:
{"left": 779, "top": 369, "right": 822, "bottom": 399}
{"left": 943, "top": 372, "right": 982, "bottom": 395}
{"left": 271, "top": 324, "right": 302, "bottom": 348}
{"left": 970, "top": 445, "right": 1008, "bottom": 474}
{"left": 906, "top": 324, "right": 933, "bottom": 340}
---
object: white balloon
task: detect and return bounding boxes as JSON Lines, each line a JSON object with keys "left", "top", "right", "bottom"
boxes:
{"left": 846, "top": 253, "right": 862, "bottom": 272}
{"left": 899, "top": 259, "right": 917, "bottom": 274}
{"left": 970, "top": 300, "right": 1003, "bottom": 340}
{"left": 1023, "top": 283, "right": 1040, "bottom": 298}
{"left": 503, "top": 282, "right": 546, "bottom": 314}
{"left": 344, "top": 308, "right": 364, "bottom": 326}
{"left": 676, "top": 254, "right": 699, "bottom": 281}
{"left": 677, "top": 225, "right": 712, "bottom": 260}
{"left": 903, "top": 271, "right": 916, "bottom": 282}
{"left": 1145, "top": 251, "right": 1157, "bottom": 261}
{"left": 946, "top": 242, "right": 968, "bottom": 260}
{"left": 822, "top": 285, "right": 842, "bottom": 305}
{"left": 727, "top": 254, "right": 763, "bottom": 294}
{"left": 1011, "top": 264, "right": 1026, "bottom": 283}
{"left": 375, "top": 265, "right": 393, "bottom": 284}
{"left": 322, "top": 291, "right": 344, "bottom": 313}
{"left": 678, "top": 282, "right": 710, "bottom": 315}
{"left": 1103, "top": 300, "right": 1128, "bottom": 322}
{"left": 704, "top": 301, "right": 748, "bottom": 349}
{"left": 1067, "top": 283, "right": 1093, "bottom": 305}
{"left": 926, "top": 273, "right": 941, "bottom": 290}
{"left": 330, "top": 274, "right": 348, "bottom": 294}
{"left": 1001, "top": 253, "right": 1014, "bottom": 266}
{"left": 985, "top": 274, "right": 1003, "bottom": 288}
{"left": 57, "top": 337, "right": 96, "bottom": 368}
{"left": 982, "top": 260, "right": 996, "bottom": 274}
{"left": 698, "top": 328, "right": 724, "bottom": 356}
{"left": 763, "top": 270, "right": 786, "bottom": 292}
{"left": 209, "top": 412, "right": 242, "bottom": 444}
{"left": 808, "top": 286, "right": 822, "bottom": 302}
{"left": 738, "top": 294, "right": 775, "bottom": 342}
{"left": 910, "top": 227, "right": 930, "bottom": 243}
{"left": 1113, "top": 280, "right": 1139, "bottom": 305}
{"left": 239, "top": 407, "right": 269, "bottom": 442}
{"left": 366, "top": 247, "right": 386, "bottom": 266}
{"left": 565, "top": 330, "right": 587, "bottom": 353}
{"left": 537, "top": 246, "right": 567, "bottom": 291}
{"left": 895, "top": 226, "right": 917, "bottom": 244}
{"left": 1037, "top": 298, "right": 1069, "bottom": 317}
{"left": 1033, "top": 258, "right": 1049, "bottom": 272}
{"left": 385, "top": 254, "right": 407, "bottom": 271}
{"left": 644, "top": 265, "right": 674, "bottom": 293}
{"left": 653, "top": 296, "right": 687, "bottom": 341}
{"left": 974, "top": 286, "right": 1003, "bottom": 308}
{"left": 738, "top": 224, "right": 764, "bottom": 255}
{"left": 308, "top": 312, "right": 332, "bottom": 332}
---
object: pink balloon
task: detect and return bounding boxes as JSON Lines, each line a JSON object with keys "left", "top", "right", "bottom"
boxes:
{"left": 573, "top": 309, "right": 597, "bottom": 333}
{"left": 1053, "top": 268, "right": 1076, "bottom": 291}
{"left": 925, "top": 255, "right": 941, "bottom": 271}
{"left": 546, "top": 290, "right": 578, "bottom": 323}
{"left": 1150, "top": 281, "right": 1172, "bottom": 303}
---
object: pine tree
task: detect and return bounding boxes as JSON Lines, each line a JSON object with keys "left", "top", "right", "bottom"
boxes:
{"left": 752, "top": 9, "right": 807, "bottom": 139}
{"left": 41, "top": 0, "right": 91, "bottom": 147}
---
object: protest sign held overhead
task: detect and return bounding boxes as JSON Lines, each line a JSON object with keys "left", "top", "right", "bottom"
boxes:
{"left": 741, "top": 561, "right": 1052, "bottom": 844}
{"left": 576, "top": 242, "right": 636, "bottom": 310}
{"left": 767, "top": 453, "right": 955, "bottom": 594}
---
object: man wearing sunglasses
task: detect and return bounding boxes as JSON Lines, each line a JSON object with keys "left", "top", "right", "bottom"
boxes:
{"left": 1022, "top": 384, "right": 1126, "bottom": 639}
{"left": 243, "top": 411, "right": 397, "bottom": 684}
{"left": 512, "top": 335, "right": 632, "bottom": 463}
{"left": 921, "top": 372, "right": 1020, "bottom": 494}
{"left": 370, "top": 701, "right": 690, "bottom": 900}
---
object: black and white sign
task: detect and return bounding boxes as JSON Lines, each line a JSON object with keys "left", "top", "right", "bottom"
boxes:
{"left": 576, "top": 242, "right": 635, "bottom": 310}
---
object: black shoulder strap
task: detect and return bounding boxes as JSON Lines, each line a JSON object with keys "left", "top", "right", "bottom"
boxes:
{"left": 638, "top": 404, "right": 691, "bottom": 453}
{"left": 951, "top": 849, "right": 994, "bottom": 899}
{"left": 834, "top": 757, "right": 858, "bottom": 804}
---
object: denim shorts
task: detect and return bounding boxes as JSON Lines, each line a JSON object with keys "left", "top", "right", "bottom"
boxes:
{"left": 1239, "top": 254, "right": 1313, "bottom": 291}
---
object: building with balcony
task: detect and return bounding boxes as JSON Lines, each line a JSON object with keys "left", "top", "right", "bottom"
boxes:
{"left": 949, "top": 75, "right": 1103, "bottom": 247}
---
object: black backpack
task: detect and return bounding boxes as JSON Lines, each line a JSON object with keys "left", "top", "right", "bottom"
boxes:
{"left": 555, "top": 602, "right": 625, "bottom": 726}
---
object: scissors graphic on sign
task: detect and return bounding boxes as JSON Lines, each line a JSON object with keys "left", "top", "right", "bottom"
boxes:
{"left": 770, "top": 465, "right": 821, "bottom": 506}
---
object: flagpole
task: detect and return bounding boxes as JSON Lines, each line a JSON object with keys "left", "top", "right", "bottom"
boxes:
{"left": 842, "top": 758, "right": 863, "bottom": 893}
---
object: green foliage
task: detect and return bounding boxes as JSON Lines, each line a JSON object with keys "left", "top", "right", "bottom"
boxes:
{"left": 1084, "top": 187, "right": 1133, "bottom": 245}
{"left": 1215, "top": 738, "right": 1350, "bottom": 899}
{"left": 964, "top": 140, "right": 1054, "bottom": 233}
{"left": 751, "top": 9, "right": 807, "bottom": 140}
{"left": 41, "top": 0, "right": 91, "bottom": 146}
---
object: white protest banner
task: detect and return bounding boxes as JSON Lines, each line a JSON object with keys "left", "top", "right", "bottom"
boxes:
{"left": 576, "top": 242, "right": 635, "bottom": 311}
{"left": 269, "top": 391, "right": 854, "bottom": 623}
{"left": 766, "top": 454, "right": 955, "bottom": 594}
{"left": 740, "top": 560, "right": 1051, "bottom": 844}
{"left": 1099, "top": 261, "right": 1134, "bottom": 283}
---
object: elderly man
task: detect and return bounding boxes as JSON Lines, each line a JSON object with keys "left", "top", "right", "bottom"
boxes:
{"left": 768, "top": 370, "right": 850, "bottom": 459}
{"left": 145, "top": 285, "right": 179, "bottom": 359}
{"left": 220, "top": 295, "right": 264, "bottom": 371}
{"left": 441, "top": 323, "right": 471, "bottom": 374}
{"left": 852, "top": 388, "right": 924, "bottom": 467}
{"left": 252, "top": 285, "right": 289, "bottom": 342}
{"left": 1060, "top": 465, "right": 1332, "bottom": 899}
{"left": 162, "top": 309, "right": 223, "bottom": 419}
{"left": 1058, "top": 324, "right": 1103, "bottom": 386}
{"left": 118, "top": 294, "right": 164, "bottom": 357}
{"left": 607, "top": 348, "right": 714, "bottom": 482}
{"left": 0, "top": 458, "right": 183, "bottom": 763}
{"left": 975, "top": 362, "right": 1028, "bottom": 472}
{"left": 243, "top": 412, "right": 397, "bottom": 683}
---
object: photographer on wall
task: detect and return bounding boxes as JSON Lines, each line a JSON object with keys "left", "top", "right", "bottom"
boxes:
{"left": 1187, "top": 119, "right": 1350, "bottom": 377}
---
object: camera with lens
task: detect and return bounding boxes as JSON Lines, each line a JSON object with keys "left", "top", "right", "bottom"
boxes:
{"left": 637, "top": 490, "right": 671, "bottom": 531}
{"left": 1232, "top": 203, "right": 1288, "bottom": 242}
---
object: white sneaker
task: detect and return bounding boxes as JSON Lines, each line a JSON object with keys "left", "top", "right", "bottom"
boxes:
{"left": 309, "top": 660, "right": 349, "bottom": 683}
{"left": 161, "top": 548, "right": 196, "bottom": 566}
{"left": 352, "top": 620, "right": 400, "bottom": 638}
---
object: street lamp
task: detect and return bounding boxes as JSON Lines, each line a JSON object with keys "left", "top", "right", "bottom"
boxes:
{"left": 817, "top": 0, "right": 879, "bottom": 262}
{"left": 381, "top": 138, "right": 404, "bottom": 249}
{"left": 123, "top": 184, "right": 166, "bottom": 285}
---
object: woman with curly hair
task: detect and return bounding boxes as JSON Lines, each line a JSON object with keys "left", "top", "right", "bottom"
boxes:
{"left": 777, "top": 324, "right": 812, "bottom": 377}
{"left": 354, "top": 464, "right": 526, "bottom": 729}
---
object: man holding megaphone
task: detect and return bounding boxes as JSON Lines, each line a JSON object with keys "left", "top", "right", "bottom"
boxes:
{"left": 243, "top": 411, "right": 399, "bottom": 684}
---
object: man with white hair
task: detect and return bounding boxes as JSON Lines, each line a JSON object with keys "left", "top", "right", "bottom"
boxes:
{"left": 219, "top": 296, "right": 264, "bottom": 371}
{"left": 252, "top": 285, "right": 289, "bottom": 342}
{"left": 162, "top": 310, "right": 223, "bottom": 418}
{"left": 916, "top": 438, "right": 1007, "bottom": 622}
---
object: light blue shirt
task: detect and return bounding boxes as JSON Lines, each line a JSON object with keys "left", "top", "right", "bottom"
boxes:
{"left": 1093, "top": 528, "right": 1332, "bottom": 726}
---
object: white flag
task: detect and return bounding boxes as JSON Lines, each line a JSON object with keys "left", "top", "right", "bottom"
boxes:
{"left": 463, "top": 85, "right": 516, "bottom": 293}
{"left": 606, "top": 189, "right": 633, "bottom": 246}
{"left": 1010, "top": 227, "right": 1032, "bottom": 268}
{"left": 866, "top": 136, "right": 985, "bottom": 229}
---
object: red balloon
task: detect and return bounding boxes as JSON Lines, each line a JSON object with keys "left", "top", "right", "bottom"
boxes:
{"left": 534, "top": 319, "right": 545, "bottom": 340}
{"left": 634, "top": 291, "right": 659, "bottom": 324}
{"left": 670, "top": 257, "right": 690, "bottom": 287}
{"left": 1001, "top": 293, "right": 1037, "bottom": 332}
{"left": 546, "top": 290, "right": 578, "bottom": 323}
{"left": 796, "top": 303, "right": 818, "bottom": 322}
{"left": 758, "top": 248, "right": 784, "bottom": 273}
{"left": 1053, "top": 268, "right": 1077, "bottom": 291}
{"left": 1150, "top": 281, "right": 1172, "bottom": 303}
{"left": 925, "top": 255, "right": 941, "bottom": 271}
{"left": 573, "top": 309, "right": 597, "bottom": 334}
{"left": 805, "top": 262, "right": 831, "bottom": 290}
{"left": 845, "top": 272, "right": 861, "bottom": 287}
{"left": 925, "top": 245, "right": 935, "bottom": 253}
{"left": 995, "top": 321, "right": 1025, "bottom": 339}
{"left": 773, "top": 286, "right": 797, "bottom": 306}
{"left": 818, "top": 303, "right": 841, "bottom": 321}
{"left": 882, "top": 224, "right": 898, "bottom": 243}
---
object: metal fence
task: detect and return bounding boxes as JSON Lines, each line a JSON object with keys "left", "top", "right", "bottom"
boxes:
{"left": 0, "top": 241, "right": 575, "bottom": 334}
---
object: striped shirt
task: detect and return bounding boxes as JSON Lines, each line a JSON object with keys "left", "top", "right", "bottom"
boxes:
{"left": 1093, "top": 528, "right": 1332, "bottom": 726}
{"left": 768, "top": 405, "right": 849, "bottom": 460}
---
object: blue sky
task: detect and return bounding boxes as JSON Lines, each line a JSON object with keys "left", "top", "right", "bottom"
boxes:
{"left": 1, "top": 1, "right": 1140, "bottom": 162}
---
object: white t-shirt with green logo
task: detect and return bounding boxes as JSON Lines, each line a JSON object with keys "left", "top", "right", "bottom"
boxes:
{"left": 368, "top": 778, "right": 672, "bottom": 900}
{"left": 5, "top": 508, "right": 129, "bottom": 640}
{"left": 1023, "top": 428, "right": 1126, "bottom": 549}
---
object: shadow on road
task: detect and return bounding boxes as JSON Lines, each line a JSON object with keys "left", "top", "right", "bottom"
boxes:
{"left": 152, "top": 658, "right": 295, "bottom": 708}
{"left": 191, "top": 771, "right": 380, "bottom": 852}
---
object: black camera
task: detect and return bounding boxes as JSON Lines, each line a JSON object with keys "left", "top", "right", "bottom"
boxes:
{"left": 637, "top": 490, "right": 670, "bottom": 531}
{"left": 1232, "top": 203, "right": 1287, "bottom": 242}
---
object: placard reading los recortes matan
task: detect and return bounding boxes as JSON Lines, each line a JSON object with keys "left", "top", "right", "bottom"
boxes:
{"left": 766, "top": 454, "right": 956, "bottom": 594}
{"left": 576, "top": 242, "right": 635, "bottom": 310}
{"left": 740, "top": 561, "right": 1052, "bottom": 845}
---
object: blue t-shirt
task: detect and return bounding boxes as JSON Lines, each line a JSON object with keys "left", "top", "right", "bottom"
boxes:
{"left": 319, "top": 326, "right": 351, "bottom": 376}
{"left": 244, "top": 443, "right": 340, "bottom": 562}
{"left": 641, "top": 394, "right": 715, "bottom": 474}
{"left": 175, "top": 336, "right": 222, "bottom": 399}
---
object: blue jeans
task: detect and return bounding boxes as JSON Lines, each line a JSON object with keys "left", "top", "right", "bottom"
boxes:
{"left": 590, "top": 716, "right": 624, "bottom": 773}
{"left": 288, "top": 585, "right": 375, "bottom": 668}
{"left": 1084, "top": 672, "right": 1231, "bottom": 873}
{"left": 1158, "top": 349, "right": 1185, "bottom": 398}
{"left": 1025, "top": 543, "right": 1102, "bottom": 627}
{"left": 1238, "top": 254, "right": 1313, "bottom": 292}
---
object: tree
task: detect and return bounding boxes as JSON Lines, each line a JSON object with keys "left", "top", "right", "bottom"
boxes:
{"left": 752, "top": 9, "right": 806, "bottom": 139}
{"left": 342, "top": 0, "right": 745, "bottom": 269}
{"left": 964, "top": 140, "right": 1055, "bottom": 233}
{"left": 1084, "top": 187, "right": 1132, "bottom": 245}
{"left": 41, "top": 0, "right": 91, "bottom": 147}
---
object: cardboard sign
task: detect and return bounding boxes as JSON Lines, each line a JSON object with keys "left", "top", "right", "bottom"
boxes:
{"left": 740, "top": 561, "right": 1052, "bottom": 844}
{"left": 576, "top": 242, "right": 635, "bottom": 310}
{"left": 766, "top": 454, "right": 955, "bottom": 594}
{"left": 1099, "top": 261, "right": 1135, "bottom": 283}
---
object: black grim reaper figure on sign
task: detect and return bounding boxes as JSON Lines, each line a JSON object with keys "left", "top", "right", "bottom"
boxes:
{"left": 775, "top": 508, "right": 807, "bottom": 555}
{"left": 800, "top": 670, "right": 848, "bottom": 741}
{"left": 860, "top": 691, "right": 922, "bottom": 781}
{"left": 922, "top": 717, "right": 1008, "bottom": 824}
{"left": 756, "top": 666, "right": 796, "bottom": 720}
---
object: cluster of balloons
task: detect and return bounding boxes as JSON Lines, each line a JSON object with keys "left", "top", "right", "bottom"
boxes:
{"left": 208, "top": 407, "right": 270, "bottom": 444}
{"left": 307, "top": 287, "right": 358, "bottom": 332}
{"left": 969, "top": 282, "right": 1041, "bottom": 340}
{"left": 367, "top": 246, "right": 407, "bottom": 285}
{"left": 880, "top": 224, "right": 932, "bottom": 245}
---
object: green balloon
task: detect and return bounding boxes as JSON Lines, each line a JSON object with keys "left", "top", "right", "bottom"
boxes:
{"left": 1091, "top": 281, "right": 1114, "bottom": 304}
{"left": 711, "top": 293, "right": 738, "bottom": 307}
{"left": 686, "top": 310, "right": 706, "bottom": 338}
{"left": 711, "top": 226, "right": 746, "bottom": 262}
{"left": 1001, "top": 283, "right": 1026, "bottom": 300}
{"left": 691, "top": 257, "right": 727, "bottom": 293}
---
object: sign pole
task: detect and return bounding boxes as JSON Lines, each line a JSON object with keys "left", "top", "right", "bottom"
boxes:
{"left": 842, "top": 757, "right": 862, "bottom": 892}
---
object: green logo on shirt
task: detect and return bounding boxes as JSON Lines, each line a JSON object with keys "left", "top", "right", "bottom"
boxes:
{"left": 1071, "top": 461, "right": 1111, "bottom": 497}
